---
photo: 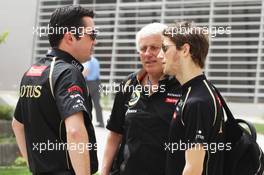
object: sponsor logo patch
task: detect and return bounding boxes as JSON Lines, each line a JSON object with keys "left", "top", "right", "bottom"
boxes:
{"left": 165, "top": 97, "right": 178, "bottom": 104}
{"left": 68, "top": 85, "right": 83, "bottom": 94}
{"left": 26, "top": 66, "right": 47, "bottom": 76}
{"left": 195, "top": 130, "right": 205, "bottom": 140}
{"left": 167, "top": 93, "right": 181, "bottom": 97}
{"left": 126, "top": 109, "right": 137, "bottom": 115}
{"left": 70, "top": 94, "right": 84, "bottom": 101}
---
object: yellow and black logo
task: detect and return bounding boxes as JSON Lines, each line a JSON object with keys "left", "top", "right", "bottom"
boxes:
{"left": 128, "top": 90, "right": 140, "bottom": 107}
{"left": 20, "top": 85, "right": 42, "bottom": 98}
{"left": 122, "top": 79, "right": 131, "bottom": 93}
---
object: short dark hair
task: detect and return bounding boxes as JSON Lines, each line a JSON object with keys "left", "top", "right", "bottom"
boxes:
{"left": 48, "top": 5, "right": 94, "bottom": 48}
{"left": 163, "top": 21, "right": 209, "bottom": 68}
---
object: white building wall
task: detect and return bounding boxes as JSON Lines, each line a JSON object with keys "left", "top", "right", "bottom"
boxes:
{"left": 0, "top": 0, "right": 38, "bottom": 91}
{"left": 33, "top": 0, "right": 264, "bottom": 103}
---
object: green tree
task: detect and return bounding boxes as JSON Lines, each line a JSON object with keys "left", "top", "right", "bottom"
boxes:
{"left": 0, "top": 31, "right": 9, "bottom": 44}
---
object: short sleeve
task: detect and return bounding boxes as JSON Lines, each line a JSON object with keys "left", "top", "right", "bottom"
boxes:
{"left": 106, "top": 83, "right": 128, "bottom": 134}
{"left": 54, "top": 68, "right": 89, "bottom": 121}
{"left": 182, "top": 100, "right": 215, "bottom": 144}
{"left": 14, "top": 98, "right": 23, "bottom": 123}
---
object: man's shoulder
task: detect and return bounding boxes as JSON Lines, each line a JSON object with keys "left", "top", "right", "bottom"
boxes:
{"left": 52, "top": 60, "right": 83, "bottom": 84}
{"left": 186, "top": 83, "right": 218, "bottom": 110}
{"left": 55, "top": 60, "right": 80, "bottom": 74}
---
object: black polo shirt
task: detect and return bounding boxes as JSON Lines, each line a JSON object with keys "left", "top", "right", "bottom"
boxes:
{"left": 166, "top": 74, "right": 225, "bottom": 175}
{"left": 14, "top": 48, "right": 98, "bottom": 174}
{"left": 107, "top": 70, "right": 182, "bottom": 175}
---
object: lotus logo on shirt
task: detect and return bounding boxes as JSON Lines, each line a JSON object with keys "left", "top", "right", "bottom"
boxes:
{"left": 128, "top": 89, "right": 140, "bottom": 107}
{"left": 123, "top": 79, "right": 132, "bottom": 93}
{"left": 20, "top": 85, "right": 42, "bottom": 98}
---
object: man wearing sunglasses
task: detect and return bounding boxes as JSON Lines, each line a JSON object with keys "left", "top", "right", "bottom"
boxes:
{"left": 12, "top": 5, "right": 98, "bottom": 175}
{"left": 159, "top": 21, "right": 225, "bottom": 175}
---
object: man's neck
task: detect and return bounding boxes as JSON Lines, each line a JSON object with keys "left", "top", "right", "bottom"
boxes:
{"left": 176, "top": 63, "right": 203, "bottom": 85}
{"left": 58, "top": 46, "right": 78, "bottom": 61}
{"left": 147, "top": 72, "right": 163, "bottom": 85}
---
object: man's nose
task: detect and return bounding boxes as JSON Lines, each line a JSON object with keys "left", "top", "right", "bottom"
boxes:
{"left": 144, "top": 47, "right": 152, "bottom": 56}
{"left": 92, "top": 39, "right": 97, "bottom": 45}
{"left": 157, "top": 49, "right": 164, "bottom": 59}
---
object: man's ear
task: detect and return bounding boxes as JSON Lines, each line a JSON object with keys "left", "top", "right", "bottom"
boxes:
{"left": 63, "top": 32, "right": 74, "bottom": 46}
{"left": 182, "top": 43, "right": 190, "bottom": 57}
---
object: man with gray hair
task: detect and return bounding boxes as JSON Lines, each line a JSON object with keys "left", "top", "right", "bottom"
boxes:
{"left": 101, "top": 23, "right": 181, "bottom": 175}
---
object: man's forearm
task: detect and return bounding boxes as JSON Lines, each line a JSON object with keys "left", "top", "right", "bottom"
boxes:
{"left": 12, "top": 118, "right": 28, "bottom": 165}
{"left": 101, "top": 131, "right": 122, "bottom": 175}
{"left": 67, "top": 127, "right": 90, "bottom": 175}
{"left": 182, "top": 165, "right": 203, "bottom": 175}
{"left": 65, "top": 112, "right": 91, "bottom": 175}
{"left": 183, "top": 145, "right": 205, "bottom": 175}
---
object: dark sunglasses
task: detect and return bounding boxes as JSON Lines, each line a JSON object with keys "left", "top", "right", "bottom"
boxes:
{"left": 161, "top": 44, "right": 175, "bottom": 53}
{"left": 84, "top": 30, "right": 97, "bottom": 40}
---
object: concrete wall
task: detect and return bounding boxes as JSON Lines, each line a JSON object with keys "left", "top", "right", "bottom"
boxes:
{"left": 0, "top": 0, "right": 38, "bottom": 91}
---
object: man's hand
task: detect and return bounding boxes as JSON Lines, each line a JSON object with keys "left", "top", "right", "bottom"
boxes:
{"left": 12, "top": 118, "right": 28, "bottom": 166}
{"left": 101, "top": 131, "right": 122, "bottom": 175}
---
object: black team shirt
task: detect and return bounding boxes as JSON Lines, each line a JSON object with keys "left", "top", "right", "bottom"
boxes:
{"left": 166, "top": 74, "right": 225, "bottom": 175}
{"left": 14, "top": 48, "right": 98, "bottom": 174}
{"left": 107, "top": 70, "right": 182, "bottom": 175}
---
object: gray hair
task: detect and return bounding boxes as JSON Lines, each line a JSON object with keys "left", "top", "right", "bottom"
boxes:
{"left": 136, "top": 22, "right": 167, "bottom": 52}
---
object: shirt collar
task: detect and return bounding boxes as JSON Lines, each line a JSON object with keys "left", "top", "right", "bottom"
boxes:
{"left": 46, "top": 48, "right": 84, "bottom": 72}
{"left": 182, "top": 74, "right": 206, "bottom": 93}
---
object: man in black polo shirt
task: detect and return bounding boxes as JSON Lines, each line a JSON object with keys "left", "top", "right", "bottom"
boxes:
{"left": 12, "top": 6, "right": 98, "bottom": 175}
{"left": 158, "top": 21, "right": 225, "bottom": 175}
{"left": 101, "top": 23, "right": 181, "bottom": 175}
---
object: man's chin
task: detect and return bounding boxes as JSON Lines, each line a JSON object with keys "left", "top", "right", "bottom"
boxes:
{"left": 163, "top": 67, "right": 168, "bottom": 74}
{"left": 163, "top": 68, "right": 173, "bottom": 76}
{"left": 87, "top": 56, "right": 92, "bottom": 61}
{"left": 84, "top": 54, "right": 92, "bottom": 61}
{"left": 145, "top": 67, "right": 163, "bottom": 75}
